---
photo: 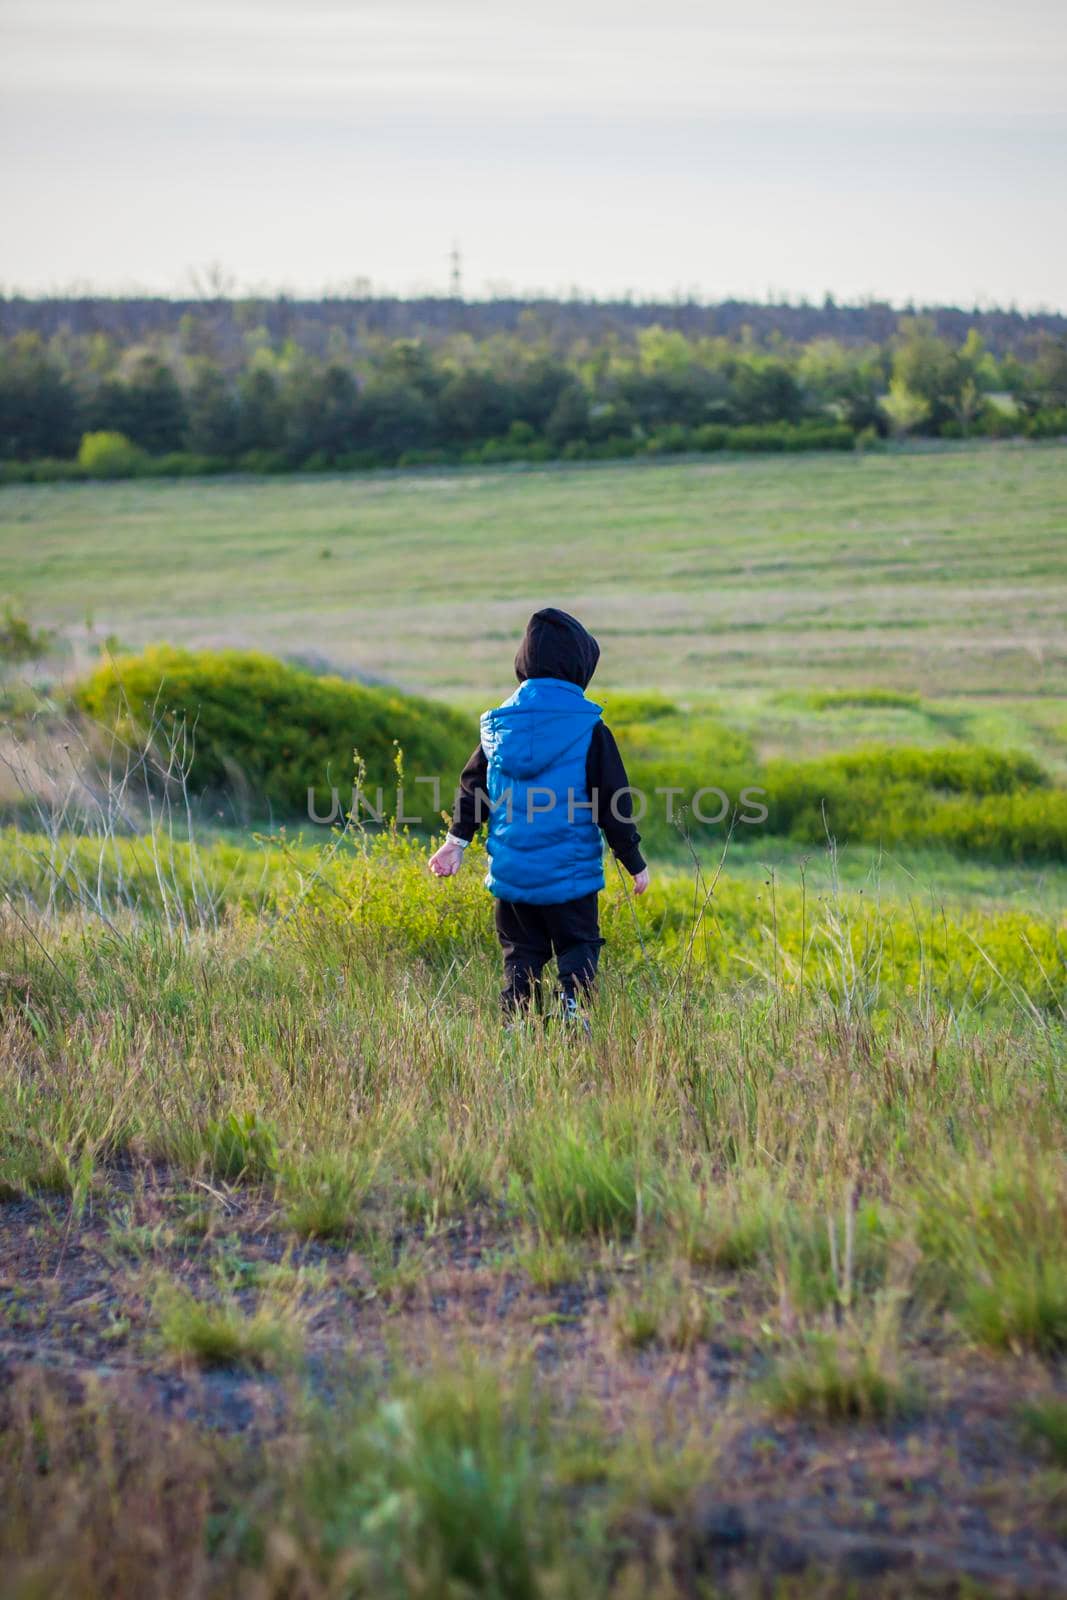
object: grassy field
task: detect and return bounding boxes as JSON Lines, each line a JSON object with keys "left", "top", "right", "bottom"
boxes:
{"left": 3, "top": 444, "right": 1066, "bottom": 708}
{"left": 1, "top": 833, "right": 1065, "bottom": 1596}
{"left": 2, "top": 446, "right": 1066, "bottom": 1597}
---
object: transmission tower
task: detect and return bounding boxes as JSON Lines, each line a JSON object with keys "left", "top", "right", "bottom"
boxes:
{"left": 448, "top": 243, "right": 463, "bottom": 300}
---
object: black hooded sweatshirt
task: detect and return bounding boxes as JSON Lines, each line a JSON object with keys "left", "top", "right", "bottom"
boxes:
{"left": 449, "top": 608, "right": 646, "bottom": 876}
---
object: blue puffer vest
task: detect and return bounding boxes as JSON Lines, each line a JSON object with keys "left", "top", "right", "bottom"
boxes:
{"left": 480, "top": 678, "right": 604, "bottom": 904}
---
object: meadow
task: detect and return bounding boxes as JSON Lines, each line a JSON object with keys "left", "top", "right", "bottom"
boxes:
{"left": 1, "top": 444, "right": 1066, "bottom": 1597}
{"left": 3, "top": 442, "right": 1066, "bottom": 706}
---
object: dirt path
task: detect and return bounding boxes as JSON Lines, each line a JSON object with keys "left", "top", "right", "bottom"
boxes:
{"left": 2, "top": 1171, "right": 1065, "bottom": 1596}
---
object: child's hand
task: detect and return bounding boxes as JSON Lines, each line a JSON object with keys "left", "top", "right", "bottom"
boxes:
{"left": 631, "top": 867, "right": 650, "bottom": 896}
{"left": 429, "top": 839, "right": 466, "bottom": 877}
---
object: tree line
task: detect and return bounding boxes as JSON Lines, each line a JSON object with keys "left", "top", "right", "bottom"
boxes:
{"left": 2, "top": 311, "right": 1065, "bottom": 477}
{"left": 4, "top": 292, "right": 1065, "bottom": 357}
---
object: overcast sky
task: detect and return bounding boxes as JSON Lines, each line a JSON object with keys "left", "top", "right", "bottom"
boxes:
{"left": 2, "top": 0, "right": 1065, "bottom": 307}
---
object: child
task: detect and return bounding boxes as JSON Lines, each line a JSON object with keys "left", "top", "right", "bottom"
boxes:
{"left": 428, "top": 607, "right": 649, "bottom": 1017}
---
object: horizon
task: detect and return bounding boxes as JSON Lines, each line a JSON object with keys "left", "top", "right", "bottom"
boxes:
{"left": 3, "top": 285, "right": 1066, "bottom": 319}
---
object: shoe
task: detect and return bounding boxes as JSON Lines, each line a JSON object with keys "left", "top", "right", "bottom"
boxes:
{"left": 560, "top": 993, "right": 592, "bottom": 1037}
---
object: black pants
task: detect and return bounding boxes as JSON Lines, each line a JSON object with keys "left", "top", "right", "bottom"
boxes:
{"left": 495, "top": 892, "right": 604, "bottom": 1013}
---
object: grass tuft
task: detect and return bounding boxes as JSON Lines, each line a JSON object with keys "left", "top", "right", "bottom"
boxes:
{"left": 278, "top": 1149, "right": 376, "bottom": 1240}
{"left": 610, "top": 1263, "right": 721, "bottom": 1351}
{"left": 915, "top": 1150, "right": 1067, "bottom": 1354}
{"left": 0, "top": 1128, "right": 97, "bottom": 1209}
{"left": 512, "top": 1231, "right": 587, "bottom": 1290}
{"left": 1020, "top": 1396, "right": 1067, "bottom": 1466}
{"left": 521, "top": 1114, "right": 660, "bottom": 1239}
{"left": 296, "top": 1360, "right": 558, "bottom": 1600}
{"left": 759, "top": 1310, "right": 920, "bottom": 1425}
{"left": 398, "top": 1116, "right": 500, "bottom": 1227}
{"left": 667, "top": 1171, "right": 782, "bottom": 1270}
{"left": 202, "top": 1110, "right": 278, "bottom": 1182}
{"left": 153, "top": 1280, "right": 303, "bottom": 1370}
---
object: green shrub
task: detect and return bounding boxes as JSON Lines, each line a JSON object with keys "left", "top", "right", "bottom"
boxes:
{"left": 0, "top": 457, "right": 86, "bottom": 484}
{"left": 1025, "top": 407, "right": 1067, "bottom": 440}
{"left": 76, "top": 431, "right": 146, "bottom": 478}
{"left": 976, "top": 403, "right": 1023, "bottom": 439}
{"left": 202, "top": 1110, "right": 278, "bottom": 1181}
{"left": 396, "top": 447, "right": 456, "bottom": 468}
{"left": 785, "top": 422, "right": 855, "bottom": 451}
{"left": 477, "top": 438, "right": 523, "bottom": 464}
{"left": 238, "top": 447, "right": 291, "bottom": 474}
{"left": 36, "top": 458, "right": 88, "bottom": 481}
{"left": 643, "top": 424, "right": 691, "bottom": 455}
{"left": 334, "top": 448, "right": 387, "bottom": 471}
{"left": 612, "top": 709, "right": 753, "bottom": 772}
{"left": 609, "top": 705, "right": 756, "bottom": 853}
{"left": 586, "top": 435, "right": 638, "bottom": 459}
{"left": 920, "top": 788, "right": 1067, "bottom": 862}
{"left": 0, "top": 605, "right": 52, "bottom": 666}
{"left": 299, "top": 1364, "right": 553, "bottom": 1599}
{"left": 139, "top": 451, "right": 228, "bottom": 478}
{"left": 595, "top": 691, "right": 680, "bottom": 725}
{"left": 814, "top": 744, "right": 1047, "bottom": 794}
{"left": 74, "top": 646, "right": 473, "bottom": 819}
{"left": 692, "top": 424, "right": 730, "bottom": 451}
{"left": 622, "top": 760, "right": 756, "bottom": 856}
{"left": 757, "top": 744, "right": 1065, "bottom": 862}
{"left": 806, "top": 688, "right": 922, "bottom": 712}
{"left": 728, "top": 424, "right": 788, "bottom": 452}
{"left": 724, "top": 422, "right": 854, "bottom": 453}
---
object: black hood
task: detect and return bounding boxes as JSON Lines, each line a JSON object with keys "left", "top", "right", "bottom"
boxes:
{"left": 514, "top": 608, "right": 600, "bottom": 689}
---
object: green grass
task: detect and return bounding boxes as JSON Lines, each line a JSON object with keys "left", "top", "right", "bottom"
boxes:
{"left": 914, "top": 1150, "right": 1067, "bottom": 1354}
{"left": 1020, "top": 1397, "right": 1067, "bottom": 1465}
{"left": 2, "top": 828, "right": 1063, "bottom": 1015}
{"left": 3, "top": 447, "right": 1065, "bottom": 712}
{"left": 805, "top": 687, "right": 924, "bottom": 711}
{"left": 664, "top": 1170, "right": 783, "bottom": 1270}
{"left": 1, "top": 860, "right": 1065, "bottom": 1593}
{"left": 278, "top": 1149, "right": 378, "bottom": 1240}
{"left": 3, "top": 445, "right": 1067, "bottom": 1595}
{"left": 511, "top": 1231, "right": 588, "bottom": 1290}
{"left": 716, "top": 837, "right": 1067, "bottom": 917}
{"left": 520, "top": 1113, "right": 659, "bottom": 1239}
{"left": 201, "top": 1110, "right": 279, "bottom": 1182}
{"left": 152, "top": 1280, "right": 304, "bottom": 1371}
{"left": 758, "top": 1312, "right": 921, "bottom": 1425}
{"left": 609, "top": 1264, "right": 721, "bottom": 1351}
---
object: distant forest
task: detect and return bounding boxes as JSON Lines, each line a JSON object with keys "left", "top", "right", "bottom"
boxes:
{"left": 3, "top": 293, "right": 1065, "bottom": 358}
{"left": 2, "top": 294, "right": 1065, "bottom": 480}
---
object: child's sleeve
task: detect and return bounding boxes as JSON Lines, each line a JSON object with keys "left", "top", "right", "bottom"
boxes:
{"left": 588, "top": 724, "right": 646, "bottom": 875}
{"left": 449, "top": 743, "right": 489, "bottom": 841}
